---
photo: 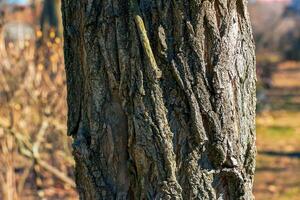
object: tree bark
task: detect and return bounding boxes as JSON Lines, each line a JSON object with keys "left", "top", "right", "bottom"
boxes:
{"left": 62, "top": 0, "right": 256, "bottom": 199}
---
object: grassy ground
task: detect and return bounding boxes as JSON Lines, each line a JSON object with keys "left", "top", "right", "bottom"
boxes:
{"left": 255, "top": 111, "right": 300, "bottom": 200}
{"left": 254, "top": 61, "right": 300, "bottom": 200}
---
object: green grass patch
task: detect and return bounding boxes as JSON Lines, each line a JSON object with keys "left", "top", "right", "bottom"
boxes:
{"left": 267, "top": 125, "right": 295, "bottom": 135}
{"left": 257, "top": 125, "right": 295, "bottom": 139}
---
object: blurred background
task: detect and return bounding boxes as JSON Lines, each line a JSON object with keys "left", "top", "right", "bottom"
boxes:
{"left": 0, "top": 0, "right": 299, "bottom": 199}
{"left": 251, "top": 1, "right": 300, "bottom": 200}
{"left": 0, "top": 0, "right": 77, "bottom": 199}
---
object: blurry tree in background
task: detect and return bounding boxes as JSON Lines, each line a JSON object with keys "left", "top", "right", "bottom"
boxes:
{"left": 62, "top": 0, "right": 256, "bottom": 199}
{"left": 40, "top": 0, "right": 62, "bottom": 37}
{"left": 250, "top": 1, "right": 300, "bottom": 61}
{"left": 249, "top": 1, "right": 300, "bottom": 111}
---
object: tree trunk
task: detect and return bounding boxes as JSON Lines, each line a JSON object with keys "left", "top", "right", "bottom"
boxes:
{"left": 62, "top": 0, "right": 256, "bottom": 199}
{"left": 41, "top": 0, "right": 62, "bottom": 36}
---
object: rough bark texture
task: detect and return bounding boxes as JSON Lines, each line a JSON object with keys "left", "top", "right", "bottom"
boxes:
{"left": 62, "top": 0, "right": 256, "bottom": 199}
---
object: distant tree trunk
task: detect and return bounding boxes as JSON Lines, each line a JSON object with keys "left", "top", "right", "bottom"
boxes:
{"left": 30, "top": 0, "right": 38, "bottom": 23}
{"left": 62, "top": 0, "right": 256, "bottom": 199}
{"left": 40, "top": 0, "right": 62, "bottom": 37}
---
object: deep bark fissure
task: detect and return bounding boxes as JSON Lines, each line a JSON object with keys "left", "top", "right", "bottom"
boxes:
{"left": 62, "top": 0, "right": 256, "bottom": 199}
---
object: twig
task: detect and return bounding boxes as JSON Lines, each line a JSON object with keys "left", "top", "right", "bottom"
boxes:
{"left": 32, "top": 121, "right": 48, "bottom": 158}
{"left": 0, "top": 124, "right": 76, "bottom": 188}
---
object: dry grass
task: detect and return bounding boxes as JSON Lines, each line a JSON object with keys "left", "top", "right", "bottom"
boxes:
{"left": 0, "top": 26, "right": 77, "bottom": 199}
